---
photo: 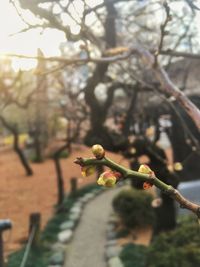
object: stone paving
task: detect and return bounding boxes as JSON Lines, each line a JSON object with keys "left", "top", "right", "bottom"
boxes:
{"left": 64, "top": 187, "right": 122, "bottom": 267}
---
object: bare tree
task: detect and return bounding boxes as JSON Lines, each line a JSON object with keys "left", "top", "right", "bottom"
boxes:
{"left": 0, "top": 117, "right": 33, "bottom": 176}
{"left": 9, "top": 0, "right": 200, "bottom": 232}
{"left": 0, "top": 68, "right": 34, "bottom": 176}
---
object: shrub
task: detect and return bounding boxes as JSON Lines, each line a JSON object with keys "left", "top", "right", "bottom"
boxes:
{"left": 120, "top": 243, "right": 147, "bottom": 267}
{"left": 30, "top": 153, "right": 44, "bottom": 163}
{"left": 112, "top": 189, "right": 154, "bottom": 228}
{"left": 147, "top": 216, "right": 200, "bottom": 267}
{"left": 56, "top": 150, "right": 69, "bottom": 159}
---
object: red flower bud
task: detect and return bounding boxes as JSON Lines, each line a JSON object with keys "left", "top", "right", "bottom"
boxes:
{"left": 138, "top": 165, "right": 154, "bottom": 190}
{"left": 143, "top": 182, "right": 153, "bottom": 190}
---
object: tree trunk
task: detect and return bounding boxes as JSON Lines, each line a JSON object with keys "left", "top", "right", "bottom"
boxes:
{"left": 168, "top": 97, "right": 200, "bottom": 181}
{"left": 0, "top": 117, "right": 33, "bottom": 176}
{"left": 122, "top": 89, "right": 138, "bottom": 136}
{"left": 13, "top": 131, "right": 33, "bottom": 176}
{"left": 53, "top": 143, "right": 69, "bottom": 207}
{"left": 54, "top": 156, "right": 64, "bottom": 206}
{"left": 34, "top": 129, "right": 44, "bottom": 163}
{"left": 84, "top": 1, "right": 117, "bottom": 147}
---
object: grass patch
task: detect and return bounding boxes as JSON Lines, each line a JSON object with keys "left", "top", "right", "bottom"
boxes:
{"left": 7, "top": 246, "right": 51, "bottom": 267}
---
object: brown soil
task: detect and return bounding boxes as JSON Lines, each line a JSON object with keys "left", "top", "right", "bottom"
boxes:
{"left": 0, "top": 144, "right": 127, "bottom": 255}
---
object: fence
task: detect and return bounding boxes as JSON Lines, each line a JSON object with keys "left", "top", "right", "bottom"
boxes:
{"left": 0, "top": 220, "right": 12, "bottom": 267}
{"left": 2, "top": 177, "right": 78, "bottom": 267}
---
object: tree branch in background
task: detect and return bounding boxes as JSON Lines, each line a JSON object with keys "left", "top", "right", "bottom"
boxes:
{"left": 2, "top": 45, "right": 200, "bottom": 132}
{"left": 132, "top": 47, "right": 200, "bottom": 132}
{"left": 154, "top": 1, "right": 171, "bottom": 66}
{"left": 3, "top": 49, "right": 200, "bottom": 62}
{"left": 159, "top": 50, "right": 200, "bottom": 59}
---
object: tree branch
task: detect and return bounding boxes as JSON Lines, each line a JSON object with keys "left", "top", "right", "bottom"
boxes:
{"left": 74, "top": 154, "right": 200, "bottom": 219}
{"left": 160, "top": 50, "right": 200, "bottom": 59}
{"left": 131, "top": 46, "right": 200, "bottom": 132}
{"left": 154, "top": 1, "right": 171, "bottom": 65}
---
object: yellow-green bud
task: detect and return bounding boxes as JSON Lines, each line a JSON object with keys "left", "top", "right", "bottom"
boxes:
{"left": 174, "top": 162, "right": 183, "bottom": 171}
{"left": 138, "top": 165, "right": 154, "bottom": 190}
{"left": 97, "top": 171, "right": 117, "bottom": 187}
{"left": 81, "top": 165, "right": 96, "bottom": 177}
{"left": 138, "top": 164, "right": 152, "bottom": 174}
{"left": 92, "top": 144, "right": 105, "bottom": 159}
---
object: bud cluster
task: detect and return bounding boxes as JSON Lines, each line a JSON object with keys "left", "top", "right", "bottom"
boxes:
{"left": 138, "top": 164, "right": 154, "bottom": 190}
{"left": 80, "top": 167, "right": 121, "bottom": 188}
{"left": 97, "top": 170, "right": 119, "bottom": 187}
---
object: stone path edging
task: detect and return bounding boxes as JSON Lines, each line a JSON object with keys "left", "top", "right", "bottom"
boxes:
{"left": 104, "top": 213, "right": 124, "bottom": 267}
{"left": 48, "top": 185, "right": 126, "bottom": 267}
{"left": 48, "top": 188, "right": 104, "bottom": 267}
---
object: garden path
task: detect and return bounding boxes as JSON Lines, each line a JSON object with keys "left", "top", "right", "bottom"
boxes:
{"left": 64, "top": 187, "right": 121, "bottom": 267}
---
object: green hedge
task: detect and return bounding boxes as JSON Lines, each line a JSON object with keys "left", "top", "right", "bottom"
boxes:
{"left": 119, "top": 215, "right": 200, "bottom": 267}
{"left": 120, "top": 243, "right": 147, "bottom": 267}
{"left": 112, "top": 189, "right": 155, "bottom": 228}
{"left": 147, "top": 217, "right": 200, "bottom": 267}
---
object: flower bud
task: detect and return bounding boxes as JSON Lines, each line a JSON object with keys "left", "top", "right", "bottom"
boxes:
{"left": 143, "top": 182, "right": 153, "bottom": 190}
{"left": 92, "top": 144, "right": 105, "bottom": 159}
{"left": 138, "top": 165, "right": 154, "bottom": 190}
{"left": 97, "top": 171, "right": 117, "bottom": 187}
{"left": 81, "top": 165, "right": 96, "bottom": 177}
{"left": 138, "top": 164, "right": 153, "bottom": 174}
{"left": 174, "top": 162, "right": 183, "bottom": 171}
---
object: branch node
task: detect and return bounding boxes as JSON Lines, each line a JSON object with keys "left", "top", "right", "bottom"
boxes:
{"left": 74, "top": 157, "right": 84, "bottom": 166}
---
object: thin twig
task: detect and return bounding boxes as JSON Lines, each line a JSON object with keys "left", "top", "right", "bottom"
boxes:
{"left": 154, "top": 1, "right": 171, "bottom": 66}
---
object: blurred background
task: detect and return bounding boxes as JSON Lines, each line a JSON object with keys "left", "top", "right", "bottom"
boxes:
{"left": 0, "top": 0, "right": 200, "bottom": 267}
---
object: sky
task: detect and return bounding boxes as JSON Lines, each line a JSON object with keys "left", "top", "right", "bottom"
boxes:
{"left": 0, "top": 0, "right": 101, "bottom": 70}
{"left": 0, "top": 1, "right": 66, "bottom": 70}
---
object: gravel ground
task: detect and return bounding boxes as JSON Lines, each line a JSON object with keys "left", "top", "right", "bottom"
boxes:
{"left": 64, "top": 187, "right": 121, "bottom": 267}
